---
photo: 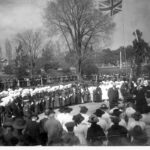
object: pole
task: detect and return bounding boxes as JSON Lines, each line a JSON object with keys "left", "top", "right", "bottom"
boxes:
{"left": 120, "top": 50, "right": 122, "bottom": 69}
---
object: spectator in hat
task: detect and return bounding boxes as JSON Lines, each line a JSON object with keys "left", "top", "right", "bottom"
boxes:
{"left": 127, "top": 112, "right": 145, "bottom": 132}
{"left": 110, "top": 108, "right": 127, "bottom": 128}
{"left": 62, "top": 122, "right": 80, "bottom": 146}
{"left": 79, "top": 106, "right": 89, "bottom": 123}
{"left": 129, "top": 125, "right": 148, "bottom": 146}
{"left": 23, "top": 114, "right": 40, "bottom": 145}
{"left": 12, "top": 118, "right": 27, "bottom": 146}
{"left": 56, "top": 107, "right": 73, "bottom": 132}
{"left": 94, "top": 109, "right": 108, "bottom": 132}
{"left": 43, "top": 109, "right": 63, "bottom": 146}
{"left": 38, "top": 109, "right": 53, "bottom": 146}
{"left": 99, "top": 104, "right": 112, "bottom": 128}
{"left": 0, "top": 127, "right": 6, "bottom": 146}
{"left": 87, "top": 114, "right": 106, "bottom": 146}
{"left": 107, "top": 116, "right": 129, "bottom": 146}
{"left": 93, "top": 84, "right": 102, "bottom": 102}
{"left": 73, "top": 113, "right": 89, "bottom": 145}
{"left": 3, "top": 120, "right": 18, "bottom": 146}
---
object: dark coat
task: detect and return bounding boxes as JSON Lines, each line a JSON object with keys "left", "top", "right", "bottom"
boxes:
{"left": 108, "top": 87, "right": 119, "bottom": 109}
{"left": 24, "top": 120, "right": 40, "bottom": 145}
{"left": 107, "top": 124, "right": 129, "bottom": 146}
{"left": 134, "top": 86, "right": 148, "bottom": 113}
{"left": 62, "top": 132, "right": 80, "bottom": 146}
{"left": 94, "top": 87, "right": 102, "bottom": 102}
{"left": 87, "top": 123, "right": 106, "bottom": 146}
{"left": 44, "top": 117, "right": 63, "bottom": 145}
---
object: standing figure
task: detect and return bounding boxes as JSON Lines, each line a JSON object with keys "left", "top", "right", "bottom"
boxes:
{"left": 108, "top": 82, "right": 119, "bottom": 109}
{"left": 75, "top": 86, "right": 82, "bottom": 104}
{"left": 94, "top": 84, "right": 102, "bottom": 102}
{"left": 82, "top": 86, "right": 90, "bottom": 103}
{"left": 133, "top": 79, "right": 148, "bottom": 114}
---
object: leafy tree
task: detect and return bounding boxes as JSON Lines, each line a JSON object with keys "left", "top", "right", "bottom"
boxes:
{"left": 16, "top": 29, "right": 43, "bottom": 78}
{"left": 44, "top": 0, "right": 115, "bottom": 79}
{"left": 133, "top": 29, "right": 150, "bottom": 77}
{"left": 5, "top": 39, "right": 12, "bottom": 64}
{"left": 14, "top": 42, "right": 30, "bottom": 79}
{"left": 81, "top": 59, "right": 98, "bottom": 76}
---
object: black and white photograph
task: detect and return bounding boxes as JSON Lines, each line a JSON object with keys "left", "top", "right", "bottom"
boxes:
{"left": 0, "top": 0, "right": 150, "bottom": 146}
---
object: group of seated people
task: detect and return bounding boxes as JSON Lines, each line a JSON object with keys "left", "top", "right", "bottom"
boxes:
{"left": 0, "top": 100, "right": 150, "bottom": 146}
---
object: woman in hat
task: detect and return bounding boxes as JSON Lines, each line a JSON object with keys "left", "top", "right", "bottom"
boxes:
{"left": 79, "top": 106, "right": 89, "bottom": 122}
{"left": 62, "top": 122, "right": 80, "bottom": 146}
{"left": 107, "top": 116, "right": 129, "bottom": 146}
{"left": 3, "top": 120, "right": 18, "bottom": 146}
{"left": 127, "top": 111, "right": 145, "bottom": 132}
{"left": 12, "top": 118, "right": 27, "bottom": 146}
{"left": 73, "top": 113, "right": 89, "bottom": 146}
{"left": 23, "top": 114, "right": 40, "bottom": 145}
{"left": 56, "top": 107, "right": 73, "bottom": 132}
{"left": 94, "top": 109, "right": 108, "bottom": 132}
{"left": 129, "top": 125, "right": 148, "bottom": 146}
{"left": 109, "top": 108, "right": 127, "bottom": 128}
{"left": 86, "top": 114, "right": 106, "bottom": 146}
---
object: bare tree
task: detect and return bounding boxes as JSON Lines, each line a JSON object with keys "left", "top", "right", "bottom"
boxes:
{"left": 44, "top": 0, "right": 115, "bottom": 79}
{"left": 16, "top": 29, "right": 43, "bottom": 77}
{"left": 5, "top": 39, "right": 12, "bottom": 64}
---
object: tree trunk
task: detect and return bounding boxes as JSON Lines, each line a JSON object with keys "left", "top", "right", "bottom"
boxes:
{"left": 77, "top": 58, "right": 82, "bottom": 81}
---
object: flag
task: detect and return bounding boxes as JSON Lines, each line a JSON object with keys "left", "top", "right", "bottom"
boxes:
{"left": 98, "top": 0, "right": 123, "bottom": 16}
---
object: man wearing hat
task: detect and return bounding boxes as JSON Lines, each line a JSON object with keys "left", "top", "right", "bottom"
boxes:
{"left": 62, "top": 122, "right": 80, "bottom": 146}
{"left": 87, "top": 114, "right": 106, "bottom": 146}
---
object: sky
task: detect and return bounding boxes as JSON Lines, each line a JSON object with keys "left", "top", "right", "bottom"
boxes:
{"left": 0, "top": 0, "right": 150, "bottom": 56}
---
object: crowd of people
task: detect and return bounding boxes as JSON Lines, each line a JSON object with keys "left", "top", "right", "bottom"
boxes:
{"left": 0, "top": 77, "right": 150, "bottom": 146}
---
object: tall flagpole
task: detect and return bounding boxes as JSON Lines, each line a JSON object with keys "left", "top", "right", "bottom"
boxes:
{"left": 120, "top": 50, "right": 122, "bottom": 69}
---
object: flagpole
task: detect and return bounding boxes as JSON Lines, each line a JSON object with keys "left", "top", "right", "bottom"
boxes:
{"left": 120, "top": 50, "right": 122, "bottom": 69}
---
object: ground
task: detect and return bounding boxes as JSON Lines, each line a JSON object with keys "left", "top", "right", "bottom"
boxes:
{"left": 38, "top": 102, "right": 108, "bottom": 120}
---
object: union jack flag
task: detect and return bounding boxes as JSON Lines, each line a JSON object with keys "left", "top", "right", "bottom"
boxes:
{"left": 98, "top": 0, "right": 123, "bottom": 16}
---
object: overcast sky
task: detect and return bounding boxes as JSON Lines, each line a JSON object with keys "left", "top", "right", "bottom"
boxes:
{"left": 0, "top": 0, "right": 150, "bottom": 55}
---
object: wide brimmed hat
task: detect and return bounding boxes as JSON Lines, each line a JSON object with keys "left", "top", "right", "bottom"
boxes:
{"left": 99, "top": 104, "right": 108, "bottom": 110}
{"left": 65, "top": 122, "right": 75, "bottom": 131}
{"left": 88, "top": 114, "right": 99, "bottom": 123}
{"left": 73, "top": 114, "right": 84, "bottom": 125}
{"left": 58, "top": 106, "right": 73, "bottom": 113}
{"left": 111, "top": 108, "right": 123, "bottom": 117}
{"left": 80, "top": 106, "right": 88, "bottom": 114}
{"left": 13, "top": 118, "right": 27, "bottom": 129}
{"left": 110, "top": 116, "right": 121, "bottom": 124}
{"left": 94, "top": 109, "right": 105, "bottom": 117}
{"left": 132, "top": 112, "right": 142, "bottom": 121}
